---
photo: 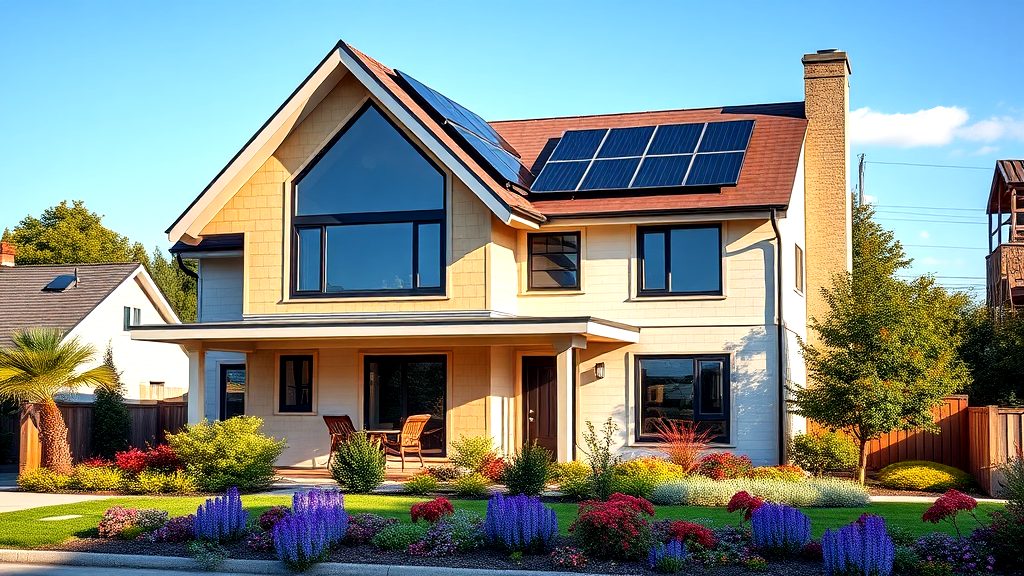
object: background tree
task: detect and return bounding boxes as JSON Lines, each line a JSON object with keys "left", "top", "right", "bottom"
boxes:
{"left": 2, "top": 200, "right": 197, "bottom": 321}
{"left": 790, "top": 203, "right": 971, "bottom": 484}
{"left": 91, "top": 344, "right": 131, "bottom": 459}
{"left": 0, "top": 329, "right": 116, "bottom": 473}
{"left": 958, "top": 310, "right": 1024, "bottom": 407}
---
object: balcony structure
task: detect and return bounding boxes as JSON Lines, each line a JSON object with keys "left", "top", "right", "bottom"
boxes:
{"left": 986, "top": 160, "right": 1024, "bottom": 315}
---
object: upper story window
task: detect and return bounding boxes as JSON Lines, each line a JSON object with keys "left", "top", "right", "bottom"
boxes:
{"left": 794, "top": 244, "right": 805, "bottom": 293}
{"left": 638, "top": 224, "right": 722, "bottom": 296}
{"left": 528, "top": 232, "right": 580, "bottom": 290}
{"left": 292, "top": 103, "right": 445, "bottom": 297}
{"left": 123, "top": 306, "right": 140, "bottom": 330}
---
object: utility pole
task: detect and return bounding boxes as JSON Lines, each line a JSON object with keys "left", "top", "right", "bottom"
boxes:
{"left": 857, "top": 153, "right": 866, "bottom": 205}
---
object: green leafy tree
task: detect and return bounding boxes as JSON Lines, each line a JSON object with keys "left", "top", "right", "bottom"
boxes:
{"left": 0, "top": 329, "right": 116, "bottom": 474}
{"left": 91, "top": 345, "right": 132, "bottom": 459}
{"left": 959, "top": 309, "right": 1024, "bottom": 406}
{"left": 791, "top": 203, "right": 971, "bottom": 484}
{"left": 3, "top": 201, "right": 197, "bottom": 322}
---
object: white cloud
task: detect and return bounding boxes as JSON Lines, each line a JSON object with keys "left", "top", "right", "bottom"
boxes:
{"left": 958, "top": 116, "right": 1024, "bottom": 142}
{"left": 970, "top": 145, "right": 999, "bottom": 156}
{"left": 850, "top": 106, "right": 969, "bottom": 147}
{"left": 919, "top": 230, "right": 930, "bottom": 239}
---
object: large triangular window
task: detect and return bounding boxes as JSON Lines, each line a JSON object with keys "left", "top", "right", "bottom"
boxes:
{"left": 292, "top": 103, "right": 445, "bottom": 296}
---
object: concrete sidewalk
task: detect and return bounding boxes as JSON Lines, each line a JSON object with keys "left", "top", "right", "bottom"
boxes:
{"left": 0, "top": 491, "right": 111, "bottom": 514}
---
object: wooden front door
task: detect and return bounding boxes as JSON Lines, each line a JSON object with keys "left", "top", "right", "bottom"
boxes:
{"left": 522, "top": 356, "right": 558, "bottom": 455}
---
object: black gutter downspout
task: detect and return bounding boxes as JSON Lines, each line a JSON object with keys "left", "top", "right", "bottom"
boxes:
{"left": 769, "top": 208, "right": 787, "bottom": 465}
{"left": 175, "top": 253, "right": 199, "bottom": 279}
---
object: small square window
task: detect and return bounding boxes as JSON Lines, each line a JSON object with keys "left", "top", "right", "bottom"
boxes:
{"left": 528, "top": 232, "right": 580, "bottom": 290}
{"left": 279, "top": 355, "right": 314, "bottom": 413}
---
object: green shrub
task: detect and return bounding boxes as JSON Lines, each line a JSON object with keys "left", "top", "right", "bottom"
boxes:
{"left": 166, "top": 416, "right": 285, "bottom": 492}
{"left": 17, "top": 468, "right": 72, "bottom": 492}
{"left": 997, "top": 451, "right": 1024, "bottom": 508}
{"left": 747, "top": 465, "right": 805, "bottom": 482}
{"left": 91, "top": 347, "right": 131, "bottom": 459}
{"left": 70, "top": 465, "right": 123, "bottom": 491}
{"left": 449, "top": 435, "right": 495, "bottom": 472}
{"left": 553, "top": 460, "right": 592, "bottom": 500}
{"left": 371, "top": 522, "right": 428, "bottom": 550}
{"left": 580, "top": 418, "right": 620, "bottom": 500}
{"left": 892, "top": 545, "right": 920, "bottom": 575}
{"left": 649, "top": 476, "right": 868, "bottom": 508}
{"left": 452, "top": 473, "right": 491, "bottom": 499}
{"left": 426, "top": 465, "right": 460, "bottom": 482}
{"left": 877, "top": 460, "right": 972, "bottom": 492}
{"left": 611, "top": 457, "right": 685, "bottom": 499}
{"left": 503, "top": 442, "right": 552, "bottom": 496}
{"left": 790, "top": 431, "right": 859, "bottom": 476}
{"left": 330, "top": 431, "right": 386, "bottom": 493}
{"left": 121, "top": 469, "right": 198, "bottom": 495}
{"left": 164, "top": 470, "right": 199, "bottom": 494}
{"left": 404, "top": 472, "right": 439, "bottom": 495}
{"left": 446, "top": 509, "right": 485, "bottom": 551}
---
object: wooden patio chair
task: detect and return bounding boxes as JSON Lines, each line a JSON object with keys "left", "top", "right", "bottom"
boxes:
{"left": 323, "top": 415, "right": 356, "bottom": 468}
{"left": 381, "top": 414, "right": 431, "bottom": 469}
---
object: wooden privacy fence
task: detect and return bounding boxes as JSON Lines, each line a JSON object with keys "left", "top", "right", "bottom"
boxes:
{"left": 968, "top": 406, "right": 1024, "bottom": 497}
{"left": 19, "top": 400, "right": 187, "bottom": 471}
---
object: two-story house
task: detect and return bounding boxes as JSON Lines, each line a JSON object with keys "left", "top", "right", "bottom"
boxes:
{"left": 134, "top": 41, "right": 852, "bottom": 468}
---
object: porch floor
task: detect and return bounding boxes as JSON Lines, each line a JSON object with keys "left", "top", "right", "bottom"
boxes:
{"left": 275, "top": 460, "right": 442, "bottom": 483}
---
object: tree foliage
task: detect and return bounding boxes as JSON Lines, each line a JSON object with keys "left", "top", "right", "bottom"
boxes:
{"left": 790, "top": 203, "right": 971, "bottom": 483}
{"left": 2, "top": 200, "right": 197, "bottom": 321}
{"left": 959, "top": 310, "right": 1024, "bottom": 406}
{"left": 92, "top": 345, "right": 132, "bottom": 459}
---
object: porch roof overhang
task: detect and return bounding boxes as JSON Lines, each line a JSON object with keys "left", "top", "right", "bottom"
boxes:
{"left": 130, "top": 314, "right": 640, "bottom": 348}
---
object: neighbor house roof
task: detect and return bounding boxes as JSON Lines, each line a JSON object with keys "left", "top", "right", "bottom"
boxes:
{"left": 167, "top": 40, "right": 809, "bottom": 244}
{"left": 0, "top": 263, "right": 179, "bottom": 348}
{"left": 987, "top": 159, "right": 1024, "bottom": 214}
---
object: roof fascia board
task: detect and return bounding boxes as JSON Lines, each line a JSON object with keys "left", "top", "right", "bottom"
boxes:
{"left": 334, "top": 43, "right": 517, "bottom": 226}
{"left": 131, "top": 267, "right": 182, "bottom": 324}
{"left": 169, "top": 50, "right": 347, "bottom": 243}
{"left": 543, "top": 209, "right": 781, "bottom": 227}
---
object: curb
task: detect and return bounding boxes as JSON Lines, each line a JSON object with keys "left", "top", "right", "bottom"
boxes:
{"left": 0, "top": 549, "right": 621, "bottom": 576}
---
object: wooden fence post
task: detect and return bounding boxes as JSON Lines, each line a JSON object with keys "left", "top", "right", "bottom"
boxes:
{"left": 18, "top": 404, "right": 40, "bottom": 474}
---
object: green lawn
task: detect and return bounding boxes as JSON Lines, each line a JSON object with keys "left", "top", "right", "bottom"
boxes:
{"left": 0, "top": 494, "right": 1005, "bottom": 549}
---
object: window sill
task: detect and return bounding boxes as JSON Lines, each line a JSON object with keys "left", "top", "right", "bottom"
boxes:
{"left": 629, "top": 441, "right": 736, "bottom": 450}
{"left": 629, "top": 294, "right": 726, "bottom": 302}
{"left": 283, "top": 295, "right": 450, "bottom": 304}
{"left": 274, "top": 411, "right": 318, "bottom": 416}
{"left": 519, "top": 289, "right": 585, "bottom": 297}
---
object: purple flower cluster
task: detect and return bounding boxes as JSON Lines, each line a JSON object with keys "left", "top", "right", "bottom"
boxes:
{"left": 272, "top": 488, "right": 348, "bottom": 570}
{"left": 648, "top": 539, "right": 688, "bottom": 572}
{"left": 145, "top": 514, "right": 195, "bottom": 543}
{"left": 750, "top": 503, "right": 811, "bottom": 556}
{"left": 483, "top": 494, "right": 558, "bottom": 553}
{"left": 344, "top": 513, "right": 398, "bottom": 545}
{"left": 194, "top": 486, "right": 249, "bottom": 542}
{"left": 913, "top": 532, "right": 995, "bottom": 575}
{"left": 822, "top": 514, "right": 894, "bottom": 576}
{"left": 408, "top": 521, "right": 458, "bottom": 557}
{"left": 98, "top": 506, "right": 139, "bottom": 538}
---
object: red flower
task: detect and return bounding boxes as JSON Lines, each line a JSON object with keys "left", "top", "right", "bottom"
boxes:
{"left": 114, "top": 447, "right": 148, "bottom": 474}
{"left": 923, "top": 489, "right": 977, "bottom": 524}
{"left": 80, "top": 456, "right": 111, "bottom": 468}
{"left": 143, "top": 445, "right": 182, "bottom": 471}
{"left": 697, "top": 453, "right": 752, "bottom": 480}
{"left": 410, "top": 497, "right": 454, "bottom": 523}
{"left": 569, "top": 494, "right": 655, "bottom": 560}
{"left": 479, "top": 457, "right": 506, "bottom": 482}
{"left": 665, "top": 520, "right": 717, "bottom": 549}
{"left": 727, "top": 490, "right": 765, "bottom": 521}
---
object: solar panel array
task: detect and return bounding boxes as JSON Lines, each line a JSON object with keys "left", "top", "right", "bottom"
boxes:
{"left": 396, "top": 70, "right": 534, "bottom": 189}
{"left": 531, "top": 120, "right": 754, "bottom": 193}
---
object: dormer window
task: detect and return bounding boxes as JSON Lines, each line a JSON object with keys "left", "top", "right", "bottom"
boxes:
{"left": 291, "top": 103, "right": 445, "bottom": 297}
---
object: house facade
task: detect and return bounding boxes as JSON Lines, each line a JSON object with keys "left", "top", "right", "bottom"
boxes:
{"left": 134, "top": 42, "right": 852, "bottom": 468}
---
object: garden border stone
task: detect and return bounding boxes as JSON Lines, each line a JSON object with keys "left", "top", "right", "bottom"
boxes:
{"left": 0, "top": 549, "right": 609, "bottom": 576}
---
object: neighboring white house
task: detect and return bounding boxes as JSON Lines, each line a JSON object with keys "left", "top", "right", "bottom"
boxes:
{"left": 0, "top": 245, "right": 188, "bottom": 401}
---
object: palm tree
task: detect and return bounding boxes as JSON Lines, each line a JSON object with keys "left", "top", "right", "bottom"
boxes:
{"left": 0, "top": 328, "right": 115, "bottom": 474}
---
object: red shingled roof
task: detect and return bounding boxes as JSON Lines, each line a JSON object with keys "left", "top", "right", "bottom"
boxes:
{"left": 347, "top": 42, "right": 806, "bottom": 220}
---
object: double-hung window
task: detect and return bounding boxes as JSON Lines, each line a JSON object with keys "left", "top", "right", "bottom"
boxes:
{"left": 638, "top": 224, "right": 722, "bottom": 295}
{"left": 635, "top": 355, "right": 730, "bottom": 443}
{"left": 291, "top": 103, "right": 445, "bottom": 297}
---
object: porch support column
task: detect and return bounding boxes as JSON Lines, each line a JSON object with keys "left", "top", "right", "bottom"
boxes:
{"left": 554, "top": 336, "right": 585, "bottom": 463}
{"left": 186, "top": 345, "right": 206, "bottom": 424}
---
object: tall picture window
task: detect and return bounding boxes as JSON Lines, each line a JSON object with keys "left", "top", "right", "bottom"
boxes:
{"left": 635, "top": 355, "right": 730, "bottom": 443}
{"left": 279, "top": 355, "right": 314, "bottom": 413}
{"left": 292, "top": 103, "right": 445, "bottom": 297}
{"left": 638, "top": 225, "right": 722, "bottom": 295}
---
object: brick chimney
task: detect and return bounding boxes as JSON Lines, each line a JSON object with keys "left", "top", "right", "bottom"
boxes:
{"left": 0, "top": 242, "right": 14, "bottom": 267}
{"left": 802, "top": 49, "right": 852, "bottom": 338}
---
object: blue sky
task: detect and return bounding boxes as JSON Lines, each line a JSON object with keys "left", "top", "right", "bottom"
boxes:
{"left": 2, "top": 0, "right": 1019, "bottom": 295}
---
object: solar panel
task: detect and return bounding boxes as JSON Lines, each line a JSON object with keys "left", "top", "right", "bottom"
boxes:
{"left": 396, "top": 70, "right": 534, "bottom": 188}
{"left": 43, "top": 274, "right": 76, "bottom": 291}
{"left": 530, "top": 119, "right": 754, "bottom": 192}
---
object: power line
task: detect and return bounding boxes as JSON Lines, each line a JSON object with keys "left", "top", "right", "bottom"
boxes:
{"left": 865, "top": 160, "right": 990, "bottom": 171}
{"left": 903, "top": 244, "right": 986, "bottom": 250}
{"left": 897, "top": 275, "right": 985, "bottom": 280}
{"left": 875, "top": 217, "right": 986, "bottom": 225}
{"left": 872, "top": 204, "right": 984, "bottom": 213}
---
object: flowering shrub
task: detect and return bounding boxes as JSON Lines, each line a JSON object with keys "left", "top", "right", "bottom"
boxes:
{"left": 136, "top": 509, "right": 169, "bottom": 533}
{"left": 195, "top": 486, "right": 249, "bottom": 542}
{"left": 686, "top": 525, "right": 759, "bottom": 567}
{"left": 70, "top": 465, "right": 123, "bottom": 491}
{"left": 648, "top": 539, "right": 688, "bottom": 573}
{"left": 484, "top": 493, "right": 558, "bottom": 553}
{"left": 750, "top": 502, "right": 811, "bottom": 556}
{"left": 371, "top": 522, "right": 428, "bottom": 550}
{"left": 553, "top": 460, "right": 593, "bottom": 501}
{"left": 649, "top": 476, "right": 868, "bottom": 508}
{"left": 408, "top": 512, "right": 483, "bottom": 558}
{"left": 727, "top": 491, "right": 765, "bottom": 523}
{"left": 273, "top": 489, "right": 348, "bottom": 571}
{"left": 411, "top": 497, "right": 455, "bottom": 523}
{"left": 114, "top": 447, "right": 149, "bottom": 474}
{"left": 145, "top": 514, "right": 194, "bottom": 542}
{"left": 652, "top": 519, "right": 716, "bottom": 549}
{"left": 697, "top": 453, "right": 753, "bottom": 480}
{"left": 822, "top": 514, "right": 895, "bottom": 576}
{"left": 408, "top": 522, "right": 457, "bottom": 557}
{"left": 245, "top": 530, "right": 274, "bottom": 551}
{"left": 747, "top": 465, "right": 805, "bottom": 482}
{"left": 479, "top": 456, "right": 507, "bottom": 482}
{"left": 570, "top": 493, "right": 654, "bottom": 560}
{"left": 257, "top": 505, "right": 291, "bottom": 531}
{"left": 653, "top": 419, "right": 714, "bottom": 473}
{"left": 425, "top": 465, "right": 460, "bottom": 482}
{"left": 913, "top": 532, "right": 995, "bottom": 575}
{"left": 877, "top": 460, "right": 972, "bottom": 492}
{"left": 80, "top": 456, "right": 111, "bottom": 467}
{"left": 98, "top": 506, "right": 139, "bottom": 538}
{"left": 114, "top": 445, "right": 181, "bottom": 474}
{"left": 550, "top": 546, "right": 589, "bottom": 570}
{"left": 344, "top": 513, "right": 398, "bottom": 545}
{"left": 922, "top": 489, "right": 980, "bottom": 538}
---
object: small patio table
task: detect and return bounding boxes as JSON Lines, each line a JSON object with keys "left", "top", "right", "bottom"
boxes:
{"left": 363, "top": 429, "right": 400, "bottom": 445}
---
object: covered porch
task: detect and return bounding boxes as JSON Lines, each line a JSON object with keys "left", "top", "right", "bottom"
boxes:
{"left": 132, "top": 314, "right": 639, "bottom": 466}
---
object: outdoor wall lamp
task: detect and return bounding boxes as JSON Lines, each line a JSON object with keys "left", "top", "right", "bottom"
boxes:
{"left": 594, "top": 362, "right": 605, "bottom": 379}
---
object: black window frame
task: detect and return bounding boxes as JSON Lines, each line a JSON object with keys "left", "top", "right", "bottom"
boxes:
{"left": 637, "top": 224, "right": 723, "bottom": 296}
{"left": 363, "top": 354, "right": 448, "bottom": 456}
{"left": 634, "top": 354, "right": 731, "bottom": 444}
{"left": 527, "top": 231, "right": 581, "bottom": 291}
{"left": 290, "top": 101, "right": 447, "bottom": 299}
{"left": 278, "top": 354, "right": 314, "bottom": 414}
{"left": 220, "top": 363, "right": 246, "bottom": 421}
{"left": 123, "top": 306, "right": 131, "bottom": 330}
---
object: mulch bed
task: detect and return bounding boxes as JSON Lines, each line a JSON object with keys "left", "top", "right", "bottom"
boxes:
{"left": 47, "top": 537, "right": 826, "bottom": 575}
